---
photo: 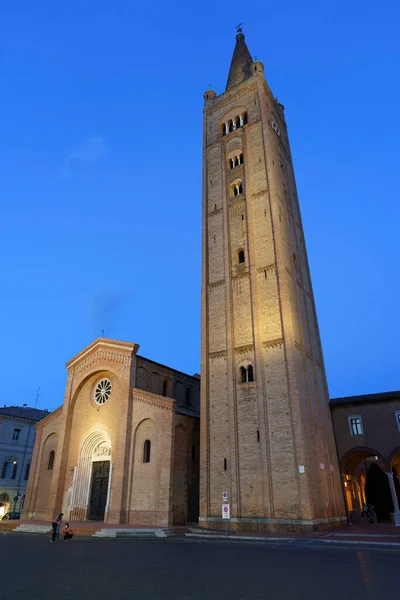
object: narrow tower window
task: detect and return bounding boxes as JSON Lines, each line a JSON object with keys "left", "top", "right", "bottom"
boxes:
{"left": 257, "top": 430, "right": 260, "bottom": 442}
{"left": 224, "top": 458, "right": 227, "bottom": 471}
{"left": 240, "top": 366, "right": 247, "bottom": 383}
{"left": 238, "top": 249, "right": 245, "bottom": 264}
{"left": 48, "top": 451, "right": 55, "bottom": 471}
{"left": 143, "top": 440, "right": 151, "bottom": 463}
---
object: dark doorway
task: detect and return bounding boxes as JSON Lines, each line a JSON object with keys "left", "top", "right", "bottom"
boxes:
{"left": 88, "top": 461, "right": 110, "bottom": 521}
{"left": 365, "top": 463, "right": 393, "bottom": 521}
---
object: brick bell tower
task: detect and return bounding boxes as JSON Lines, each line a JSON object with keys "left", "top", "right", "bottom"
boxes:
{"left": 200, "top": 29, "right": 346, "bottom": 532}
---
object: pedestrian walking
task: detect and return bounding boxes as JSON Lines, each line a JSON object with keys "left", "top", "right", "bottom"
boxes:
{"left": 50, "top": 513, "right": 63, "bottom": 543}
{"left": 63, "top": 523, "right": 74, "bottom": 542}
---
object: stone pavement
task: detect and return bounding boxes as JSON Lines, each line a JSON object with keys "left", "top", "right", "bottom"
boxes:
{"left": 1, "top": 534, "right": 399, "bottom": 600}
{"left": 1, "top": 519, "right": 400, "bottom": 546}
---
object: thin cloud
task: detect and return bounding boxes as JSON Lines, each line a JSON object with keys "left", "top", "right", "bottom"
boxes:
{"left": 60, "top": 136, "right": 107, "bottom": 176}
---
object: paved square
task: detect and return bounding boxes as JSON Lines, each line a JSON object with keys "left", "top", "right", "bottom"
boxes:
{"left": 1, "top": 535, "right": 399, "bottom": 599}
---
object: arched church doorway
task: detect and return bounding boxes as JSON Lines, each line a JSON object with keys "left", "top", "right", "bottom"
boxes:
{"left": 88, "top": 460, "right": 110, "bottom": 521}
{"left": 69, "top": 431, "right": 112, "bottom": 522}
{"left": 365, "top": 463, "right": 393, "bottom": 521}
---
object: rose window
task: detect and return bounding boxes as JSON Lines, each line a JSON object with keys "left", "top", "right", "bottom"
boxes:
{"left": 94, "top": 378, "right": 112, "bottom": 406}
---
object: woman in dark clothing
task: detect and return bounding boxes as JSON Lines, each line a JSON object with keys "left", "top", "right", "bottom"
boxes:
{"left": 50, "top": 513, "right": 63, "bottom": 543}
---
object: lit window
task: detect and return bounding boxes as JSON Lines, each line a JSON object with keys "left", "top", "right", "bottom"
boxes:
{"left": 143, "top": 440, "right": 151, "bottom": 463}
{"left": 348, "top": 416, "right": 363, "bottom": 436}
{"left": 11, "top": 462, "right": 18, "bottom": 480}
{"left": 13, "top": 428, "right": 21, "bottom": 441}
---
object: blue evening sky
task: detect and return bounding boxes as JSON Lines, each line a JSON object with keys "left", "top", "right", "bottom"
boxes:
{"left": 1, "top": 1, "right": 399, "bottom": 411}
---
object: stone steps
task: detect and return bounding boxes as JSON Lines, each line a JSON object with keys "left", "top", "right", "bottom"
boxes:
{"left": 93, "top": 528, "right": 173, "bottom": 539}
{"left": 14, "top": 524, "right": 51, "bottom": 534}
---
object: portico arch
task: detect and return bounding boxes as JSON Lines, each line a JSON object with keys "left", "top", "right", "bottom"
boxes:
{"left": 341, "top": 447, "right": 394, "bottom": 521}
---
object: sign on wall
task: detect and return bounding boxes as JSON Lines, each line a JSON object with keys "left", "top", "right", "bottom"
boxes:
{"left": 222, "top": 504, "right": 230, "bottom": 519}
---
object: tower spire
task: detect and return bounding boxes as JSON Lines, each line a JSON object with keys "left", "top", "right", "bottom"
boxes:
{"left": 226, "top": 26, "right": 253, "bottom": 91}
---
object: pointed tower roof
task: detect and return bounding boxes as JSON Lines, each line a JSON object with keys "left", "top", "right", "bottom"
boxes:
{"left": 226, "top": 29, "right": 253, "bottom": 91}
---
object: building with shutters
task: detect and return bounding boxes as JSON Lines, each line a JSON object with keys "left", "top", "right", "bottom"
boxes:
{"left": 0, "top": 406, "right": 49, "bottom": 518}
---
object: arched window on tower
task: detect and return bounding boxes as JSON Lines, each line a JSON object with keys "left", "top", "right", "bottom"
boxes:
{"left": 143, "top": 440, "right": 151, "bottom": 463}
{"left": 233, "top": 182, "right": 243, "bottom": 196}
{"left": 240, "top": 365, "right": 255, "bottom": 383}
{"left": 48, "top": 451, "right": 55, "bottom": 471}
{"left": 238, "top": 249, "right": 245, "bottom": 264}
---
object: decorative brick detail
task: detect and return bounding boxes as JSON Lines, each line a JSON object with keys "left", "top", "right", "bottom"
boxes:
{"left": 208, "top": 350, "right": 227, "bottom": 360}
{"left": 262, "top": 338, "right": 284, "bottom": 349}
{"left": 132, "top": 390, "right": 174, "bottom": 412}
{"left": 208, "top": 208, "right": 223, "bottom": 217}
{"left": 209, "top": 280, "right": 225, "bottom": 290}
{"left": 257, "top": 263, "right": 276, "bottom": 274}
{"left": 252, "top": 189, "right": 267, "bottom": 200}
{"left": 69, "top": 349, "right": 130, "bottom": 377}
{"left": 234, "top": 344, "right": 254, "bottom": 355}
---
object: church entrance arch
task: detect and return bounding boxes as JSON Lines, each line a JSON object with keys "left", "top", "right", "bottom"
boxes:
{"left": 69, "top": 431, "right": 112, "bottom": 522}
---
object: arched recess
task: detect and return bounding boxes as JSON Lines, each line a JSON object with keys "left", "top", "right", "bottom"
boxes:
{"left": 162, "top": 378, "right": 171, "bottom": 398}
{"left": 136, "top": 367, "right": 148, "bottom": 391}
{"left": 341, "top": 447, "right": 392, "bottom": 521}
{"left": 69, "top": 430, "right": 112, "bottom": 522}
{"left": 174, "top": 380, "right": 184, "bottom": 403}
{"left": 150, "top": 372, "right": 160, "bottom": 395}
{"left": 130, "top": 419, "right": 156, "bottom": 517}
{"left": 35, "top": 433, "right": 59, "bottom": 514}
{"left": 172, "top": 425, "right": 189, "bottom": 525}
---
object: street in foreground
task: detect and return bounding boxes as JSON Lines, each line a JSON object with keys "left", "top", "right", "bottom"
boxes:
{"left": 1, "top": 535, "right": 399, "bottom": 600}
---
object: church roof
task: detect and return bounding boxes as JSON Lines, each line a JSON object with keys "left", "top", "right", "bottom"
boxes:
{"left": 0, "top": 406, "right": 50, "bottom": 421}
{"left": 226, "top": 30, "right": 253, "bottom": 91}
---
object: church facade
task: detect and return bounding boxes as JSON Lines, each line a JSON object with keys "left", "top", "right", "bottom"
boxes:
{"left": 23, "top": 338, "right": 200, "bottom": 525}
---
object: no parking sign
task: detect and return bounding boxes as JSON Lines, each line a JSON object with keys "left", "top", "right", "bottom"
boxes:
{"left": 222, "top": 503, "right": 230, "bottom": 519}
